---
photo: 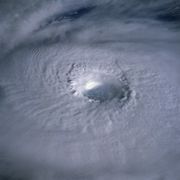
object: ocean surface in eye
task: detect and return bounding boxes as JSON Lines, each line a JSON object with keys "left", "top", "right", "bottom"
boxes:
{"left": 0, "top": 0, "right": 180, "bottom": 180}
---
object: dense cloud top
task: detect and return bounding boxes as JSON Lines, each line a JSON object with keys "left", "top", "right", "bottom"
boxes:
{"left": 0, "top": 1, "right": 180, "bottom": 180}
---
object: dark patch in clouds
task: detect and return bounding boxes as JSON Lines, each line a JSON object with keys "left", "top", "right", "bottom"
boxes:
{"left": 156, "top": 3, "right": 180, "bottom": 23}
{"left": 39, "top": 6, "right": 95, "bottom": 30}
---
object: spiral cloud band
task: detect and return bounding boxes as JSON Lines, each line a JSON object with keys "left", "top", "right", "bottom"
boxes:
{"left": 0, "top": 0, "right": 180, "bottom": 180}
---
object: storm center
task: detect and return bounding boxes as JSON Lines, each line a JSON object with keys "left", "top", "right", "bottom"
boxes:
{"left": 70, "top": 73, "right": 131, "bottom": 103}
{"left": 83, "top": 80, "right": 122, "bottom": 102}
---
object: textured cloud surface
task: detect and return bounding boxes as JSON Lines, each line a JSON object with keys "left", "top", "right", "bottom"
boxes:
{"left": 0, "top": 0, "right": 180, "bottom": 180}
